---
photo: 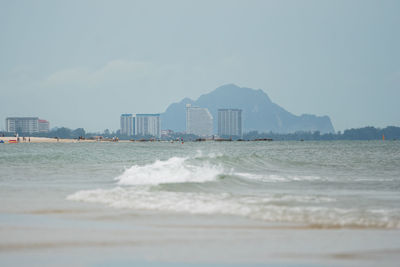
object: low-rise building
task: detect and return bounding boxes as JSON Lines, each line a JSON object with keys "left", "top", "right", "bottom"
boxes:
{"left": 6, "top": 117, "right": 39, "bottom": 134}
{"left": 38, "top": 119, "right": 50, "bottom": 133}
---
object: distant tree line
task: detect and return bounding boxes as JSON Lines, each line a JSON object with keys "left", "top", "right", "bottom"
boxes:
{"left": 243, "top": 126, "right": 400, "bottom": 141}
{"left": 1, "top": 126, "right": 399, "bottom": 141}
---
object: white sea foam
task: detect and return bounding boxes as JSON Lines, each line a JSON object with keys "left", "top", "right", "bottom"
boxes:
{"left": 236, "top": 172, "right": 325, "bottom": 182}
{"left": 193, "top": 150, "right": 224, "bottom": 159}
{"left": 67, "top": 187, "right": 400, "bottom": 228}
{"left": 66, "top": 152, "right": 400, "bottom": 229}
{"left": 116, "top": 156, "right": 224, "bottom": 186}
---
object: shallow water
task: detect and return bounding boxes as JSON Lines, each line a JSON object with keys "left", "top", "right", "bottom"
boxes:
{"left": 1, "top": 141, "right": 400, "bottom": 266}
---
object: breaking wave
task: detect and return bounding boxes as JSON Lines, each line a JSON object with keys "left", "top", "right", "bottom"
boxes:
{"left": 66, "top": 153, "right": 400, "bottom": 229}
{"left": 116, "top": 156, "right": 225, "bottom": 185}
{"left": 114, "top": 155, "right": 325, "bottom": 186}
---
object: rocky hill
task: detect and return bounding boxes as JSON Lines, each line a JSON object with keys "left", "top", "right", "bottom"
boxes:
{"left": 161, "top": 84, "right": 334, "bottom": 134}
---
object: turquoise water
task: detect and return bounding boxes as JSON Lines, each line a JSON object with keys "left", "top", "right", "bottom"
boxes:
{"left": 1, "top": 141, "right": 399, "bottom": 228}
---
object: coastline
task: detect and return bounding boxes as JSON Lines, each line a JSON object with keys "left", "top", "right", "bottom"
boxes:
{"left": 0, "top": 137, "right": 248, "bottom": 143}
{"left": 0, "top": 137, "right": 103, "bottom": 143}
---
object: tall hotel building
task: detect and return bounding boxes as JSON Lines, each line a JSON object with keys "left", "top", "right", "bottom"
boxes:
{"left": 218, "top": 109, "right": 242, "bottom": 137}
{"left": 135, "top": 114, "right": 161, "bottom": 138}
{"left": 120, "top": 114, "right": 135, "bottom": 136}
{"left": 6, "top": 117, "right": 49, "bottom": 134}
{"left": 186, "top": 104, "right": 213, "bottom": 137}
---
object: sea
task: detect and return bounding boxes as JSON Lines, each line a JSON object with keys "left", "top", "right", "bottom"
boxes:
{"left": 1, "top": 141, "right": 400, "bottom": 266}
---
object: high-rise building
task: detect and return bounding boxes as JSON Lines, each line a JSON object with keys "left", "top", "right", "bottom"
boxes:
{"left": 38, "top": 119, "right": 50, "bottom": 133}
{"left": 218, "top": 109, "right": 242, "bottom": 137}
{"left": 6, "top": 117, "right": 39, "bottom": 134}
{"left": 186, "top": 104, "right": 213, "bottom": 137}
{"left": 120, "top": 114, "right": 135, "bottom": 136}
{"left": 135, "top": 114, "right": 161, "bottom": 138}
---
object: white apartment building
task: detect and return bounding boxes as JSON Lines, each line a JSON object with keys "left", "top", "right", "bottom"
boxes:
{"left": 218, "top": 109, "right": 242, "bottom": 137}
{"left": 6, "top": 117, "right": 39, "bottom": 134}
{"left": 120, "top": 114, "right": 135, "bottom": 136}
{"left": 186, "top": 104, "right": 213, "bottom": 137}
{"left": 135, "top": 114, "right": 161, "bottom": 138}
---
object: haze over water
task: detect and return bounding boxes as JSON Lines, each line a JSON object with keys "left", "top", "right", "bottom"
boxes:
{"left": 1, "top": 141, "right": 400, "bottom": 266}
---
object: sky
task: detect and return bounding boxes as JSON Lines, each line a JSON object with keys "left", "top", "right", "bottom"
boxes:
{"left": 0, "top": 0, "right": 399, "bottom": 132}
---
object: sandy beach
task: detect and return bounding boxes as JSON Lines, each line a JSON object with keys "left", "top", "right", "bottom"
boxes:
{"left": 0, "top": 136, "right": 99, "bottom": 143}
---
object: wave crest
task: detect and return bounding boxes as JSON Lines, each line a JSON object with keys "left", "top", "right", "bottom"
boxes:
{"left": 116, "top": 157, "right": 224, "bottom": 186}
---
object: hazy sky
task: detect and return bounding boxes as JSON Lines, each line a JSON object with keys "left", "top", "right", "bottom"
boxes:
{"left": 1, "top": 0, "right": 399, "bottom": 132}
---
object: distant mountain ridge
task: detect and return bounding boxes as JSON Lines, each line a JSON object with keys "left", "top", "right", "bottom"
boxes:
{"left": 161, "top": 84, "right": 334, "bottom": 134}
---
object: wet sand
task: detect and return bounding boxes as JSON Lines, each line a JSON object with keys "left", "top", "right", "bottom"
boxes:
{"left": 1, "top": 207, "right": 400, "bottom": 267}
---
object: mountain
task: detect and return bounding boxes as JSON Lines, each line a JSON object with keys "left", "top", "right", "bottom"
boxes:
{"left": 161, "top": 84, "right": 335, "bottom": 134}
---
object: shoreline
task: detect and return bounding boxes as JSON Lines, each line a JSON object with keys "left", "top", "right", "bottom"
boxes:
{"left": 0, "top": 137, "right": 268, "bottom": 143}
{"left": 1, "top": 210, "right": 400, "bottom": 266}
{"left": 0, "top": 136, "right": 98, "bottom": 143}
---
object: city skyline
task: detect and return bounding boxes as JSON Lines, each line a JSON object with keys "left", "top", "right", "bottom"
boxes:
{"left": 0, "top": 1, "right": 399, "bottom": 132}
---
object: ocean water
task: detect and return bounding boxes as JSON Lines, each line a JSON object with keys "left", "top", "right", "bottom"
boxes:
{"left": 1, "top": 141, "right": 400, "bottom": 266}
